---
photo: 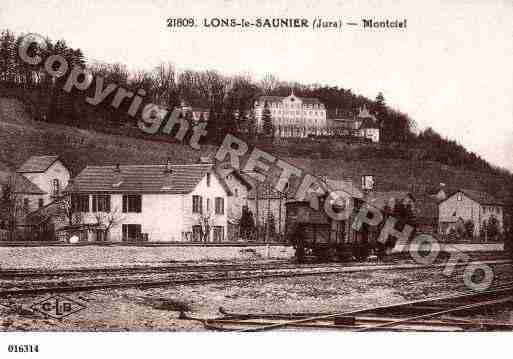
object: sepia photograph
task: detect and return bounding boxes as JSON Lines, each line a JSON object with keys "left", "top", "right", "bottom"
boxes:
{"left": 0, "top": 0, "right": 512, "bottom": 357}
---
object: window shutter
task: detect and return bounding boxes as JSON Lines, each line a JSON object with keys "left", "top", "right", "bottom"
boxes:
{"left": 92, "top": 195, "right": 97, "bottom": 212}
{"left": 106, "top": 195, "right": 111, "bottom": 212}
{"left": 122, "top": 195, "right": 127, "bottom": 213}
{"left": 199, "top": 196, "right": 203, "bottom": 214}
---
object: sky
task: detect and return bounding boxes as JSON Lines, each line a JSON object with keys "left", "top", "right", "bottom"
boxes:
{"left": 1, "top": 0, "right": 512, "bottom": 171}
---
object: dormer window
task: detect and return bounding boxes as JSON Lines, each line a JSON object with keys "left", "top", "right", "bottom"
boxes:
{"left": 361, "top": 175, "right": 374, "bottom": 190}
{"left": 457, "top": 193, "right": 462, "bottom": 201}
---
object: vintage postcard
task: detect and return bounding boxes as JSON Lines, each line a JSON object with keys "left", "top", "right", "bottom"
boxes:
{"left": 0, "top": 0, "right": 512, "bottom": 357}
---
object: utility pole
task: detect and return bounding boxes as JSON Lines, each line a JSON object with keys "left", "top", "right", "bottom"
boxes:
{"left": 255, "top": 181, "right": 259, "bottom": 242}
{"left": 266, "top": 182, "right": 271, "bottom": 243}
{"left": 278, "top": 190, "right": 282, "bottom": 241}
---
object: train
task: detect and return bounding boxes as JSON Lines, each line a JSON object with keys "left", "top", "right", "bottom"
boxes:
{"left": 285, "top": 191, "right": 374, "bottom": 262}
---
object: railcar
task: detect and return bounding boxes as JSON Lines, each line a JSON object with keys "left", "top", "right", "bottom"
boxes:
{"left": 285, "top": 195, "right": 371, "bottom": 262}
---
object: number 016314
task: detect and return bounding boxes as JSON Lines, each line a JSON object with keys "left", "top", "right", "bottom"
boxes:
{"left": 7, "top": 345, "right": 39, "bottom": 353}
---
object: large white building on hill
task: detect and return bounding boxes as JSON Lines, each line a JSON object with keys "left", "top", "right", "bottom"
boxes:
{"left": 254, "top": 91, "right": 327, "bottom": 137}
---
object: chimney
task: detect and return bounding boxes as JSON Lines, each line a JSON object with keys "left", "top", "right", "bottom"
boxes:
{"left": 112, "top": 165, "right": 123, "bottom": 188}
{"left": 198, "top": 156, "right": 213, "bottom": 164}
{"left": 165, "top": 158, "right": 173, "bottom": 173}
{"left": 67, "top": 178, "right": 75, "bottom": 193}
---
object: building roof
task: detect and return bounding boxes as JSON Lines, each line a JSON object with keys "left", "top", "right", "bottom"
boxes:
{"left": 365, "top": 191, "right": 414, "bottom": 210}
{"left": 0, "top": 171, "right": 46, "bottom": 194}
{"left": 67, "top": 164, "right": 225, "bottom": 194}
{"left": 359, "top": 117, "right": 380, "bottom": 129}
{"left": 321, "top": 179, "right": 364, "bottom": 199}
{"left": 17, "top": 155, "right": 60, "bottom": 173}
{"left": 414, "top": 194, "right": 439, "bottom": 220}
{"left": 326, "top": 109, "right": 354, "bottom": 120}
{"left": 257, "top": 95, "right": 323, "bottom": 105}
{"left": 450, "top": 188, "right": 504, "bottom": 206}
{"left": 299, "top": 97, "right": 323, "bottom": 105}
{"left": 246, "top": 177, "right": 363, "bottom": 201}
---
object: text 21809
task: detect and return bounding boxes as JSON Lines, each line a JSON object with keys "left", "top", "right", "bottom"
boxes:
{"left": 166, "top": 18, "right": 195, "bottom": 27}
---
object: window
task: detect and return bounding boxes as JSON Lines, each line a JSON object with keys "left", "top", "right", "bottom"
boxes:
{"left": 213, "top": 226, "right": 224, "bottom": 242}
{"left": 72, "top": 194, "right": 89, "bottom": 212}
{"left": 23, "top": 198, "right": 29, "bottom": 209}
{"left": 122, "top": 224, "right": 142, "bottom": 241}
{"left": 92, "top": 195, "right": 111, "bottom": 212}
{"left": 206, "top": 198, "right": 211, "bottom": 213}
{"left": 234, "top": 188, "right": 238, "bottom": 197}
{"left": 215, "top": 197, "right": 224, "bottom": 215}
{"left": 52, "top": 179, "right": 60, "bottom": 196}
{"left": 206, "top": 172, "right": 211, "bottom": 187}
{"left": 122, "top": 195, "right": 141, "bottom": 213}
{"left": 38, "top": 198, "right": 44, "bottom": 208}
{"left": 361, "top": 175, "right": 374, "bottom": 190}
{"left": 192, "top": 195, "right": 202, "bottom": 213}
{"left": 192, "top": 225, "right": 202, "bottom": 241}
{"left": 457, "top": 193, "right": 462, "bottom": 201}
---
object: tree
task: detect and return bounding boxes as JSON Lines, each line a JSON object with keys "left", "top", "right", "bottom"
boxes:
{"left": 197, "top": 207, "right": 213, "bottom": 242}
{"left": 266, "top": 212, "right": 276, "bottom": 240}
{"left": 464, "top": 220, "right": 475, "bottom": 239}
{"left": 93, "top": 207, "right": 124, "bottom": 241}
{"left": 262, "top": 101, "right": 274, "bottom": 138}
{"left": 57, "top": 194, "right": 83, "bottom": 226}
{"left": 239, "top": 205, "right": 255, "bottom": 241}
{"left": 487, "top": 216, "right": 500, "bottom": 239}
{"left": 0, "top": 177, "right": 22, "bottom": 240}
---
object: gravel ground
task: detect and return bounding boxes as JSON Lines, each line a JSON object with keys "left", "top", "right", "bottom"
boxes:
{"left": 0, "top": 245, "right": 294, "bottom": 270}
{"left": 2, "top": 262, "right": 513, "bottom": 331}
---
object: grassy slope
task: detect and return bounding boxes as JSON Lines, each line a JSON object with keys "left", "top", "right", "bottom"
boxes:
{"left": 0, "top": 97, "right": 216, "bottom": 175}
{"left": 0, "top": 97, "right": 510, "bottom": 198}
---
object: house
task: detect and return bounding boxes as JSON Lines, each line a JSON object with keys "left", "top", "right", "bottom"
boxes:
{"left": 364, "top": 191, "right": 415, "bottom": 211}
{"left": 66, "top": 162, "right": 230, "bottom": 242}
{"left": 326, "top": 105, "right": 380, "bottom": 142}
{"left": 16, "top": 155, "right": 70, "bottom": 211}
{"left": 215, "top": 165, "right": 253, "bottom": 240}
{"left": 176, "top": 101, "right": 209, "bottom": 123}
{"left": 0, "top": 155, "right": 70, "bottom": 237}
{"left": 357, "top": 105, "right": 380, "bottom": 143}
{"left": 438, "top": 189, "right": 504, "bottom": 237}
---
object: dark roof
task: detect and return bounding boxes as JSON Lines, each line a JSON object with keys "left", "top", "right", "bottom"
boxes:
{"left": 299, "top": 97, "right": 323, "bottom": 105}
{"left": 414, "top": 194, "right": 438, "bottom": 220}
{"left": 0, "top": 171, "right": 46, "bottom": 194}
{"left": 326, "top": 109, "right": 354, "bottom": 120}
{"left": 247, "top": 177, "right": 363, "bottom": 201}
{"left": 450, "top": 188, "right": 504, "bottom": 206}
{"left": 365, "top": 191, "right": 414, "bottom": 210}
{"left": 17, "top": 155, "right": 60, "bottom": 173}
{"left": 257, "top": 95, "right": 323, "bottom": 105}
{"left": 67, "top": 164, "right": 224, "bottom": 194}
{"left": 359, "top": 117, "right": 380, "bottom": 129}
{"left": 258, "top": 96, "right": 283, "bottom": 103}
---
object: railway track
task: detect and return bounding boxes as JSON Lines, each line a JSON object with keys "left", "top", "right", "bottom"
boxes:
{"left": 0, "top": 259, "right": 510, "bottom": 298}
{"left": 186, "top": 281, "right": 513, "bottom": 332}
